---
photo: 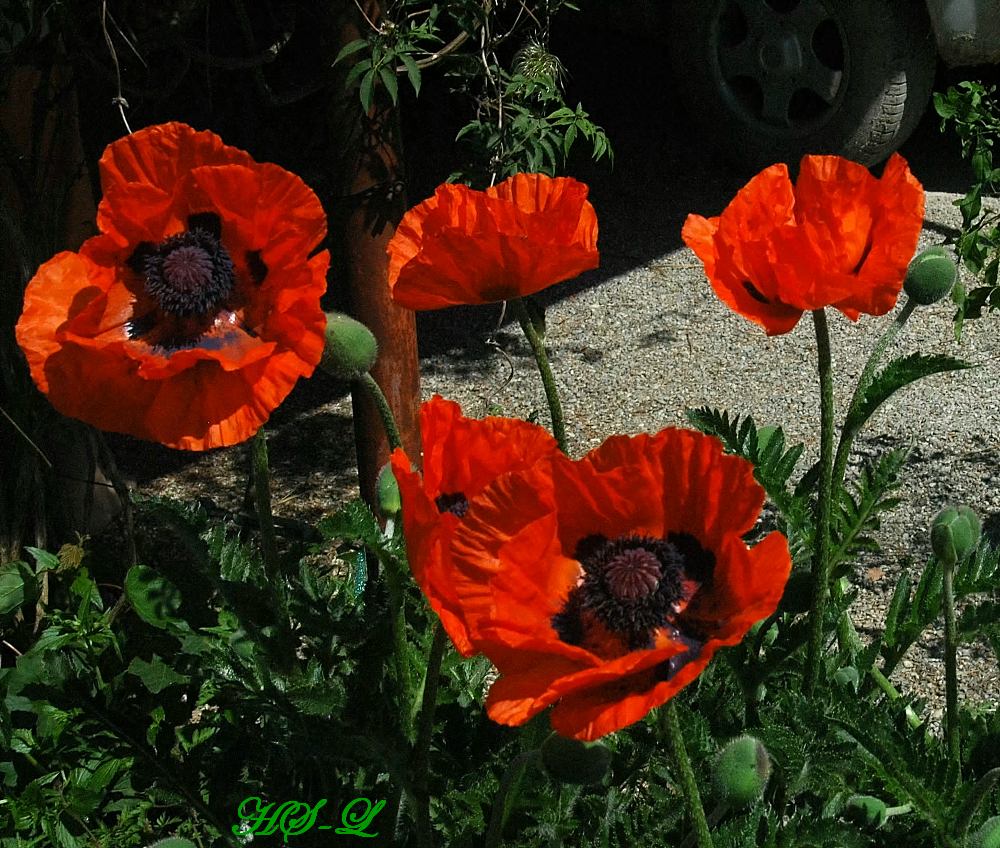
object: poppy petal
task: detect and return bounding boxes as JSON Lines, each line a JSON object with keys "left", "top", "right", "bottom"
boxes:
{"left": 686, "top": 153, "right": 925, "bottom": 334}
{"left": 16, "top": 123, "right": 328, "bottom": 450}
{"left": 97, "top": 122, "right": 253, "bottom": 248}
{"left": 388, "top": 174, "right": 599, "bottom": 309}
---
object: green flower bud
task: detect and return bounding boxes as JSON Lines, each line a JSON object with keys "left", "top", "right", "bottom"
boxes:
{"left": 904, "top": 246, "right": 958, "bottom": 306}
{"left": 845, "top": 794, "right": 889, "bottom": 827}
{"left": 320, "top": 312, "right": 378, "bottom": 379}
{"left": 931, "top": 505, "right": 982, "bottom": 567}
{"left": 376, "top": 463, "right": 402, "bottom": 517}
{"left": 970, "top": 816, "right": 1000, "bottom": 848}
{"left": 540, "top": 732, "right": 612, "bottom": 784}
{"left": 713, "top": 735, "right": 771, "bottom": 807}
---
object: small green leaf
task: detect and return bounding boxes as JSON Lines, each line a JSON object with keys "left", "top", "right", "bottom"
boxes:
{"left": 333, "top": 38, "right": 370, "bottom": 66}
{"left": 400, "top": 52, "right": 421, "bottom": 97}
{"left": 124, "top": 566, "right": 188, "bottom": 631}
{"left": 0, "top": 568, "right": 25, "bottom": 614}
{"left": 378, "top": 64, "right": 398, "bottom": 104}
{"left": 360, "top": 69, "right": 376, "bottom": 110}
{"left": 128, "top": 656, "right": 190, "bottom": 693}
{"left": 25, "top": 546, "right": 60, "bottom": 573}
{"left": 145, "top": 839, "right": 198, "bottom": 848}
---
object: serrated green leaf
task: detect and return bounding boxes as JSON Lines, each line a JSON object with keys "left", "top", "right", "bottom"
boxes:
{"left": 145, "top": 839, "right": 198, "bottom": 848}
{"left": 883, "top": 570, "right": 911, "bottom": 646}
{"left": 845, "top": 354, "right": 974, "bottom": 434}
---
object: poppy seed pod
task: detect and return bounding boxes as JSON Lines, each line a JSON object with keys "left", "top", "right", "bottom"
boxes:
{"left": 931, "top": 506, "right": 982, "bottom": 566}
{"left": 320, "top": 312, "right": 379, "bottom": 379}
{"left": 845, "top": 794, "right": 889, "bottom": 827}
{"left": 540, "top": 732, "right": 612, "bottom": 784}
{"left": 971, "top": 816, "right": 1000, "bottom": 848}
{"left": 713, "top": 735, "right": 771, "bottom": 807}
{"left": 376, "top": 463, "right": 402, "bottom": 517}
{"left": 903, "top": 246, "right": 958, "bottom": 305}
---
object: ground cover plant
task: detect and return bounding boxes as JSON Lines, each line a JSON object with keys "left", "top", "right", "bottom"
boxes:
{"left": 1, "top": 4, "right": 999, "bottom": 848}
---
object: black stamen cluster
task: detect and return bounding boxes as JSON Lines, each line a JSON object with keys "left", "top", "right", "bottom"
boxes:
{"left": 435, "top": 491, "right": 469, "bottom": 518}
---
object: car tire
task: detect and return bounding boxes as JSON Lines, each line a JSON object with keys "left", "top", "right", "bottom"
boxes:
{"left": 666, "top": 0, "right": 937, "bottom": 170}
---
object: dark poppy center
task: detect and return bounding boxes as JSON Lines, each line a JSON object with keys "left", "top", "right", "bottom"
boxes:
{"left": 552, "top": 533, "right": 714, "bottom": 655}
{"left": 435, "top": 491, "right": 469, "bottom": 518}
{"left": 142, "top": 228, "right": 235, "bottom": 317}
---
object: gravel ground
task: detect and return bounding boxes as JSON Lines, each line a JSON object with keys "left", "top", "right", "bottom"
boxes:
{"left": 111, "top": 26, "right": 1000, "bottom": 719}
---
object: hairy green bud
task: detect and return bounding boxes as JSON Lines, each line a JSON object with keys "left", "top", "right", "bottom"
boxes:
{"left": 904, "top": 246, "right": 958, "bottom": 305}
{"left": 931, "top": 505, "right": 982, "bottom": 566}
{"left": 540, "top": 733, "right": 612, "bottom": 784}
{"left": 320, "top": 312, "right": 379, "bottom": 379}
{"left": 713, "top": 735, "right": 770, "bottom": 807}
{"left": 376, "top": 463, "right": 402, "bottom": 517}
{"left": 845, "top": 794, "right": 889, "bottom": 827}
{"left": 970, "top": 816, "right": 1000, "bottom": 848}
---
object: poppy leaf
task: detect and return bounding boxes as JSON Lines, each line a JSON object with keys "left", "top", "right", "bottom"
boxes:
{"left": 882, "top": 569, "right": 911, "bottom": 647}
{"left": 845, "top": 354, "right": 976, "bottom": 435}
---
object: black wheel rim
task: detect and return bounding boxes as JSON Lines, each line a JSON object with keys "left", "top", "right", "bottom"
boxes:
{"left": 712, "top": 0, "right": 847, "bottom": 135}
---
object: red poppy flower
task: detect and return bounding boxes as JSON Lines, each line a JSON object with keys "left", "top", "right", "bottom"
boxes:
{"left": 436, "top": 428, "right": 790, "bottom": 740}
{"left": 387, "top": 173, "right": 599, "bottom": 309}
{"left": 390, "top": 395, "right": 559, "bottom": 655}
{"left": 682, "top": 154, "right": 924, "bottom": 336}
{"left": 15, "top": 122, "right": 328, "bottom": 450}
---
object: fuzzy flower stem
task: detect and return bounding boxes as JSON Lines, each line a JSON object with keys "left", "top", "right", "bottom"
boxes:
{"left": 942, "top": 558, "right": 962, "bottom": 775}
{"left": 358, "top": 371, "right": 403, "bottom": 451}
{"left": 805, "top": 309, "right": 835, "bottom": 696}
{"left": 413, "top": 622, "right": 448, "bottom": 848}
{"left": 512, "top": 297, "right": 567, "bottom": 452}
{"left": 832, "top": 298, "right": 916, "bottom": 491}
{"left": 251, "top": 428, "right": 282, "bottom": 596}
{"left": 661, "top": 702, "right": 714, "bottom": 848}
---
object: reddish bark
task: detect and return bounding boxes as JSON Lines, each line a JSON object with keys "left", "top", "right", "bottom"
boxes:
{"left": 328, "top": 1, "right": 422, "bottom": 506}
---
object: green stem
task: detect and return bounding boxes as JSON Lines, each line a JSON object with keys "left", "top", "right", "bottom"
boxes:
{"left": 413, "top": 623, "right": 448, "bottom": 848}
{"left": 805, "top": 309, "right": 835, "bottom": 696}
{"left": 251, "top": 429, "right": 281, "bottom": 591}
{"left": 660, "top": 702, "right": 714, "bottom": 848}
{"left": 942, "top": 560, "right": 961, "bottom": 775}
{"left": 955, "top": 767, "right": 1000, "bottom": 839}
{"left": 512, "top": 297, "right": 567, "bottom": 452}
{"left": 383, "top": 557, "right": 414, "bottom": 740}
{"left": 831, "top": 298, "right": 916, "bottom": 491}
{"left": 484, "top": 749, "right": 540, "bottom": 848}
{"left": 358, "top": 371, "right": 403, "bottom": 451}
